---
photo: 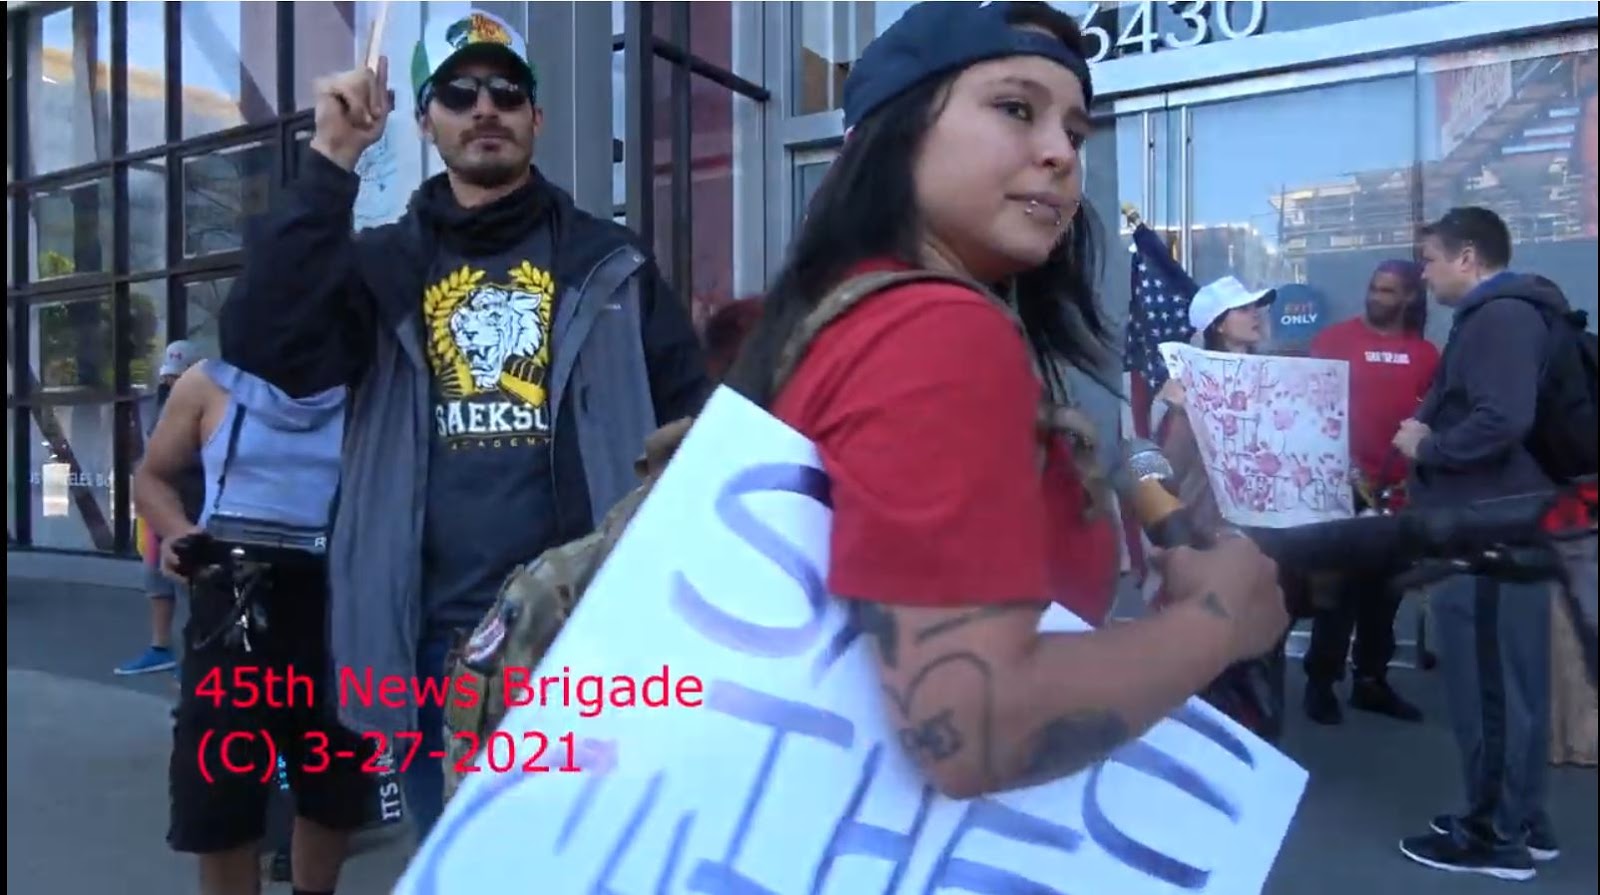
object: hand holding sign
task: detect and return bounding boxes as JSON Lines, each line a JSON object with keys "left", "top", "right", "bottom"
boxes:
{"left": 395, "top": 387, "right": 1307, "bottom": 894}
{"left": 1159, "top": 342, "right": 1354, "bottom": 528}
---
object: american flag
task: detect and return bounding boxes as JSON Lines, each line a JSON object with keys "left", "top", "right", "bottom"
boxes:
{"left": 1119, "top": 223, "right": 1198, "bottom": 583}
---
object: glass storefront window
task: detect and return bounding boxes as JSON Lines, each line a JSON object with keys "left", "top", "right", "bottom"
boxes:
{"left": 128, "top": 279, "right": 169, "bottom": 397}
{"left": 1188, "top": 74, "right": 1419, "bottom": 352}
{"left": 128, "top": 159, "right": 168, "bottom": 273}
{"left": 29, "top": 175, "right": 113, "bottom": 280}
{"left": 28, "top": 292, "right": 115, "bottom": 396}
{"left": 650, "top": 55, "right": 679, "bottom": 283}
{"left": 127, "top": 0, "right": 169, "bottom": 152}
{"left": 793, "top": 154, "right": 832, "bottom": 227}
{"left": 27, "top": 401, "right": 118, "bottom": 552}
{"left": 180, "top": 1, "right": 280, "bottom": 137}
{"left": 181, "top": 140, "right": 273, "bottom": 257}
{"left": 184, "top": 276, "right": 236, "bottom": 362}
{"left": 613, "top": 47, "right": 627, "bottom": 210}
{"left": 689, "top": 79, "right": 760, "bottom": 314}
{"left": 294, "top": 2, "right": 359, "bottom": 110}
{"left": 1419, "top": 38, "right": 1598, "bottom": 340}
{"left": 7, "top": 407, "right": 15, "bottom": 540}
{"left": 689, "top": 1, "right": 737, "bottom": 80}
{"left": 7, "top": 305, "right": 13, "bottom": 540}
{"left": 789, "top": 1, "right": 1461, "bottom": 116}
{"left": 25, "top": 2, "right": 112, "bottom": 175}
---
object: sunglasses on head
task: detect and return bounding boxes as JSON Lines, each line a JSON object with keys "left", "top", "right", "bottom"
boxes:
{"left": 430, "top": 74, "right": 531, "bottom": 113}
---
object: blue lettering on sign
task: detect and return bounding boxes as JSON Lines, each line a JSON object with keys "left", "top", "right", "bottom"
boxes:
{"left": 1081, "top": 704, "right": 1255, "bottom": 889}
{"left": 414, "top": 738, "right": 620, "bottom": 893}
{"left": 1171, "top": 704, "right": 1254, "bottom": 768}
{"left": 809, "top": 743, "right": 936, "bottom": 895}
{"left": 672, "top": 462, "right": 833, "bottom": 658}
{"left": 559, "top": 774, "right": 609, "bottom": 853}
{"left": 412, "top": 765, "right": 555, "bottom": 893}
{"left": 810, "top": 616, "right": 863, "bottom": 685}
{"left": 921, "top": 798, "right": 1083, "bottom": 894}
{"left": 585, "top": 770, "right": 698, "bottom": 895}
{"left": 686, "top": 682, "right": 856, "bottom": 893}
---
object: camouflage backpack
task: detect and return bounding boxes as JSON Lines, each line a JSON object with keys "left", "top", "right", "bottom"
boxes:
{"left": 440, "top": 269, "right": 1111, "bottom": 799}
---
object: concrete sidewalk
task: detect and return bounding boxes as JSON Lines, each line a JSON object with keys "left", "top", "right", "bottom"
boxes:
{"left": 6, "top": 575, "right": 1596, "bottom": 894}
{"left": 6, "top": 578, "right": 413, "bottom": 895}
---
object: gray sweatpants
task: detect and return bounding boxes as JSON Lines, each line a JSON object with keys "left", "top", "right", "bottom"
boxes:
{"left": 1431, "top": 573, "right": 1551, "bottom": 846}
{"left": 1557, "top": 535, "right": 1598, "bottom": 640}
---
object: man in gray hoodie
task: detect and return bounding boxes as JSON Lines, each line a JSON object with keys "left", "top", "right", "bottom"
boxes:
{"left": 1393, "top": 206, "right": 1567, "bottom": 882}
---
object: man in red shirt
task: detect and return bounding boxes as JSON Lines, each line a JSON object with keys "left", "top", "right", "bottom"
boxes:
{"left": 1302, "top": 260, "right": 1440, "bottom": 725}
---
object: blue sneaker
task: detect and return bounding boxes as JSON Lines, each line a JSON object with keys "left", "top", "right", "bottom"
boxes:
{"left": 114, "top": 646, "right": 177, "bottom": 676}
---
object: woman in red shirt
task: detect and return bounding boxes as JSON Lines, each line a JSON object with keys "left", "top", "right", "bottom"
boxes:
{"left": 722, "top": 1, "right": 1287, "bottom": 799}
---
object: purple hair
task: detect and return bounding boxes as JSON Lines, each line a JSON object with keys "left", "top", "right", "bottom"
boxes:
{"left": 1372, "top": 259, "right": 1427, "bottom": 333}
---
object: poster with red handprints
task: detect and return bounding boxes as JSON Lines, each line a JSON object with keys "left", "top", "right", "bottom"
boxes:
{"left": 1159, "top": 344, "right": 1354, "bottom": 528}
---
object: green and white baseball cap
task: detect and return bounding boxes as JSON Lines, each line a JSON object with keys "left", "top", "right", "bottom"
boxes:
{"left": 411, "top": 9, "right": 537, "bottom": 105}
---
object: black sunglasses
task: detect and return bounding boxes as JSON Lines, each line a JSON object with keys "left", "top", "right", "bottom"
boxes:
{"left": 431, "top": 75, "right": 531, "bottom": 113}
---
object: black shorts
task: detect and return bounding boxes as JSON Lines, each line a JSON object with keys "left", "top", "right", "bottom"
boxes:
{"left": 168, "top": 561, "right": 376, "bottom": 854}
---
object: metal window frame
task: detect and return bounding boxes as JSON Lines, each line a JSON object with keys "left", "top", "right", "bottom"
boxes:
{"left": 620, "top": 0, "right": 771, "bottom": 300}
{"left": 6, "top": 0, "right": 311, "bottom": 554}
{"left": 766, "top": 0, "right": 1599, "bottom": 277}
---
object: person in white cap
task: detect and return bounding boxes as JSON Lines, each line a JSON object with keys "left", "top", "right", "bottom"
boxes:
{"left": 116, "top": 339, "right": 208, "bottom": 676}
{"left": 1148, "top": 276, "right": 1287, "bottom": 739}
{"left": 1149, "top": 276, "right": 1274, "bottom": 424}
{"left": 1189, "top": 275, "right": 1276, "bottom": 352}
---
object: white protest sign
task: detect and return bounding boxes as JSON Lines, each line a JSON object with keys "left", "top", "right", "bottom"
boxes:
{"left": 1159, "top": 343, "right": 1354, "bottom": 528}
{"left": 394, "top": 386, "right": 1308, "bottom": 895}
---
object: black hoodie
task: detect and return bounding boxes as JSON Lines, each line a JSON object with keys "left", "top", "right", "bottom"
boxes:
{"left": 1409, "top": 271, "right": 1569, "bottom": 507}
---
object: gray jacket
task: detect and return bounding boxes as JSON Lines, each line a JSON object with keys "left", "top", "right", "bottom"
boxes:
{"left": 218, "top": 152, "right": 707, "bottom": 737}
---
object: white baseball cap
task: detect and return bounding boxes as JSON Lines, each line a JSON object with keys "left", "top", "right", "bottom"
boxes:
{"left": 1188, "top": 276, "right": 1277, "bottom": 333}
{"left": 158, "top": 339, "right": 203, "bottom": 378}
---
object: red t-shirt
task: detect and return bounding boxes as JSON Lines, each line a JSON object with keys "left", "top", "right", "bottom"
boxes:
{"left": 1546, "top": 482, "right": 1597, "bottom": 534}
{"left": 770, "top": 263, "right": 1120, "bottom": 625}
{"left": 1309, "top": 319, "right": 1440, "bottom": 488}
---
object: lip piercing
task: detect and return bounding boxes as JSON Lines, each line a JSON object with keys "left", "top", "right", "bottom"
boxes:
{"left": 1025, "top": 200, "right": 1065, "bottom": 228}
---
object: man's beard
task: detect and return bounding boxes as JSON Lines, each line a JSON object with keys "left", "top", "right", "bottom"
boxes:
{"left": 446, "top": 143, "right": 532, "bottom": 188}
{"left": 1366, "top": 300, "right": 1402, "bottom": 328}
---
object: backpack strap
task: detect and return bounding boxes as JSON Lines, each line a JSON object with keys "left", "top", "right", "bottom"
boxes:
{"left": 209, "top": 406, "right": 249, "bottom": 517}
{"left": 772, "top": 270, "right": 1003, "bottom": 394}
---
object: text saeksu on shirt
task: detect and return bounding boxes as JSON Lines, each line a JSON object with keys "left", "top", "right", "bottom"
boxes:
{"left": 193, "top": 664, "right": 706, "bottom": 716}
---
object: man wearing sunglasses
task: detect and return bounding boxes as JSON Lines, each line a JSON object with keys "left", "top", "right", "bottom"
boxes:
{"left": 216, "top": 9, "right": 707, "bottom": 849}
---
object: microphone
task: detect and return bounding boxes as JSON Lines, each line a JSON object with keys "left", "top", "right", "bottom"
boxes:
{"left": 1116, "top": 438, "right": 1204, "bottom": 549}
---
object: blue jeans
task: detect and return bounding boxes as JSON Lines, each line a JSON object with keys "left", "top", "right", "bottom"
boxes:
{"left": 404, "top": 628, "right": 458, "bottom": 841}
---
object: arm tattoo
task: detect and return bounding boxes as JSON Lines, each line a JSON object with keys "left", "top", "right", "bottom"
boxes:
{"left": 898, "top": 709, "right": 964, "bottom": 761}
{"left": 1200, "top": 591, "right": 1230, "bottom": 620}
{"left": 883, "top": 652, "right": 999, "bottom": 783}
{"left": 912, "top": 601, "right": 1049, "bottom": 645}
{"left": 851, "top": 601, "right": 901, "bottom": 668}
{"left": 885, "top": 648, "right": 1133, "bottom": 793}
{"left": 1014, "top": 710, "right": 1131, "bottom": 786}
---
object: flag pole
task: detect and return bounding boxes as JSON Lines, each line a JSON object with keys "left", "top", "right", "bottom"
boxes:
{"left": 1120, "top": 203, "right": 1142, "bottom": 229}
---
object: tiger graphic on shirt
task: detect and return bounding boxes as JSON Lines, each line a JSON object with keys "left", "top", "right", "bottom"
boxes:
{"left": 422, "top": 261, "right": 556, "bottom": 449}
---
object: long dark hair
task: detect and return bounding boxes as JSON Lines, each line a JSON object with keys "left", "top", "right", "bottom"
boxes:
{"left": 1374, "top": 259, "right": 1428, "bottom": 334}
{"left": 724, "top": 2, "right": 1114, "bottom": 408}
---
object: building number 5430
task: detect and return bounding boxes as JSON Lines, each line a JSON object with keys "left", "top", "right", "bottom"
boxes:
{"left": 1077, "top": 0, "right": 1268, "bottom": 65}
